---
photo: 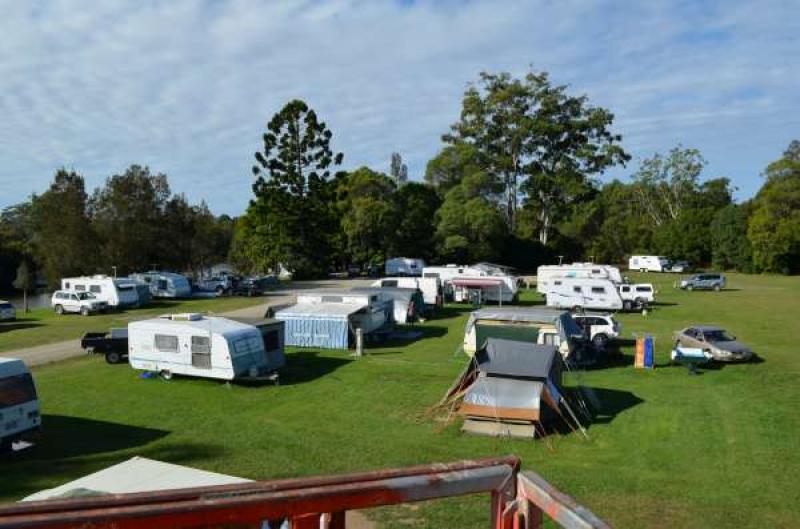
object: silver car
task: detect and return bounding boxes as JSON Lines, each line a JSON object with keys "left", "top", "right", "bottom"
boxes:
{"left": 674, "top": 325, "right": 753, "bottom": 362}
{"left": 0, "top": 300, "right": 16, "bottom": 321}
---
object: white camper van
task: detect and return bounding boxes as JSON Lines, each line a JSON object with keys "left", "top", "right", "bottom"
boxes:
{"left": 536, "top": 264, "right": 623, "bottom": 294}
{"left": 384, "top": 257, "right": 425, "bottom": 277}
{"left": 128, "top": 314, "right": 285, "bottom": 381}
{"left": 422, "top": 265, "right": 518, "bottom": 303}
{"left": 61, "top": 275, "right": 140, "bottom": 308}
{"left": 0, "top": 357, "right": 41, "bottom": 452}
{"left": 544, "top": 277, "right": 654, "bottom": 312}
{"left": 628, "top": 256, "right": 670, "bottom": 272}
{"left": 373, "top": 276, "right": 442, "bottom": 307}
{"left": 131, "top": 272, "right": 192, "bottom": 299}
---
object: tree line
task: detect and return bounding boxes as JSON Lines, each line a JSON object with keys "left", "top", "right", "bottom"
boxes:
{"left": 0, "top": 165, "right": 233, "bottom": 290}
{"left": 2, "top": 68, "right": 799, "bottom": 290}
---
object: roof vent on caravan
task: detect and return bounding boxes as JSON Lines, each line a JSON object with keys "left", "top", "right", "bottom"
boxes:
{"left": 159, "top": 313, "right": 204, "bottom": 321}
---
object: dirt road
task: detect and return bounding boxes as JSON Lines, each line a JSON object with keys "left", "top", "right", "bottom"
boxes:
{"left": 6, "top": 278, "right": 374, "bottom": 368}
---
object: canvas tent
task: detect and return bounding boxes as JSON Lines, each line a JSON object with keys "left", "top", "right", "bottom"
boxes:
{"left": 351, "top": 286, "right": 425, "bottom": 324}
{"left": 439, "top": 338, "right": 583, "bottom": 439}
{"left": 463, "top": 307, "right": 585, "bottom": 360}
{"left": 275, "top": 290, "right": 391, "bottom": 349}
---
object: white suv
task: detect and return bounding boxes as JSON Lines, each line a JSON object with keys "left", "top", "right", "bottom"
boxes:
{"left": 51, "top": 291, "right": 108, "bottom": 316}
{"left": 573, "top": 313, "right": 621, "bottom": 349}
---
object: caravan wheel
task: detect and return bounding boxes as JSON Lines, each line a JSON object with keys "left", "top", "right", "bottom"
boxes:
{"left": 159, "top": 370, "right": 173, "bottom": 380}
{"left": 623, "top": 300, "right": 633, "bottom": 311}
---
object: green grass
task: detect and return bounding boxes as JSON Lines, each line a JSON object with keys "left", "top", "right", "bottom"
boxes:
{"left": 0, "top": 297, "right": 268, "bottom": 353}
{"left": 1, "top": 273, "right": 799, "bottom": 528}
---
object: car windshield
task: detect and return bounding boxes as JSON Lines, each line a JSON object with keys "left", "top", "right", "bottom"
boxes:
{"left": 703, "top": 330, "right": 735, "bottom": 342}
{"left": 78, "top": 292, "right": 96, "bottom": 300}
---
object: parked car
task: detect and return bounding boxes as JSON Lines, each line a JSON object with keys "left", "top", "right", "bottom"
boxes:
{"left": 680, "top": 273, "right": 726, "bottom": 291}
{"left": 670, "top": 261, "right": 691, "bottom": 273}
{"left": 674, "top": 325, "right": 753, "bottom": 362}
{"left": 347, "top": 264, "right": 361, "bottom": 278}
{"left": 196, "top": 276, "right": 232, "bottom": 295}
{"left": 573, "top": 313, "right": 621, "bottom": 350}
{"left": 51, "top": 290, "right": 107, "bottom": 316}
{"left": 231, "top": 277, "right": 264, "bottom": 297}
{"left": 81, "top": 328, "right": 129, "bottom": 364}
{"left": 0, "top": 300, "right": 16, "bottom": 321}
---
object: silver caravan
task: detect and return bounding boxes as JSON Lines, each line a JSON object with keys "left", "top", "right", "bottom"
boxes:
{"left": 544, "top": 277, "right": 653, "bottom": 311}
{"left": 536, "top": 264, "right": 623, "bottom": 294}
{"left": 61, "top": 275, "right": 140, "bottom": 307}
{"left": 131, "top": 272, "right": 192, "bottom": 299}
{"left": 128, "top": 314, "right": 285, "bottom": 381}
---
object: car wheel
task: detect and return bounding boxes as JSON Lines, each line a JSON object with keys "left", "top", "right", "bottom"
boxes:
{"left": 592, "top": 334, "right": 609, "bottom": 350}
{"left": 215, "top": 286, "right": 225, "bottom": 296}
{"left": 81, "top": 307, "right": 90, "bottom": 316}
{"left": 160, "top": 370, "right": 173, "bottom": 380}
{"left": 623, "top": 300, "right": 633, "bottom": 311}
{"left": 55, "top": 305, "right": 64, "bottom": 315}
{"left": 105, "top": 351, "right": 122, "bottom": 364}
{"left": 687, "top": 284, "right": 694, "bottom": 291}
{"left": 713, "top": 284, "right": 721, "bottom": 292}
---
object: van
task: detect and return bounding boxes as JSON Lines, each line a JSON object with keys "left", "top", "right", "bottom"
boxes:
{"left": 385, "top": 257, "right": 425, "bottom": 277}
{"left": 62, "top": 275, "right": 140, "bottom": 308}
{"left": 628, "top": 255, "right": 670, "bottom": 272}
{"left": 0, "top": 358, "right": 41, "bottom": 452}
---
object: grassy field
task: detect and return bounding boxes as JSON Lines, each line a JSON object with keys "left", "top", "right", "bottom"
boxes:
{"left": 1, "top": 273, "right": 798, "bottom": 527}
{"left": 0, "top": 297, "right": 268, "bottom": 353}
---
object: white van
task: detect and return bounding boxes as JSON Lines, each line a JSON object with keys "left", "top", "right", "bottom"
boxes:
{"left": 0, "top": 357, "right": 41, "bottom": 452}
{"left": 545, "top": 278, "right": 653, "bottom": 312}
{"left": 373, "top": 276, "right": 442, "bottom": 307}
{"left": 628, "top": 256, "right": 670, "bottom": 272}
{"left": 385, "top": 257, "right": 425, "bottom": 277}
{"left": 62, "top": 275, "right": 139, "bottom": 308}
{"left": 536, "top": 264, "right": 623, "bottom": 294}
{"left": 128, "top": 314, "right": 285, "bottom": 381}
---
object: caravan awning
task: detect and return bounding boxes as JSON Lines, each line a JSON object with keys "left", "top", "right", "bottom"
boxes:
{"left": 451, "top": 278, "right": 503, "bottom": 288}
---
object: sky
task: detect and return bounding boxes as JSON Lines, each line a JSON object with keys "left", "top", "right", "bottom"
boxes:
{"left": 0, "top": 0, "right": 798, "bottom": 215}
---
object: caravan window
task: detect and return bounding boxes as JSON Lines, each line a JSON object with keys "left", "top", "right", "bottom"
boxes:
{"left": 191, "top": 336, "right": 211, "bottom": 354}
{"left": 621, "top": 286, "right": 630, "bottom": 293}
{"left": 64, "top": 282, "right": 70, "bottom": 289}
{"left": 90, "top": 285, "right": 102, "bottom": 293}
{"left": 0, "top": 373, "right": 37, "bottom": 408}
{"left": 154, "top": 334, "right": 179, "bottom": 353}
{"left": 592, "top": 269, "right": 601, "bottom": 274}
{"left": 74, "top": 284, "right": 86, "bottom": 291}
{"left": 157, "top": 279, "right": 168, "bottom": 291}
{"left": 554, "top": 280, "right": 562, "bottom": 286}
{"left": 423, "top": 273, "right": 439, "bottom": 278}
{"left": 573, "top": 286, "right": 582, "bottom": 293}
{"left": 232, "top": 336, "right": 262, "bottom": 356}
{"left": 263, "top": 330, "right": 280, "bottom": 351}
{"left": 591, "top": 287, "right": 606, "bottom": 294}
{"left": 382, "top": 280, "right": 398, "bottom": 287}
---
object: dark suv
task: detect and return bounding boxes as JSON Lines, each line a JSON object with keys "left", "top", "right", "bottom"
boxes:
{"left": 680, "top": 273, "right": 726, "bottom": 291}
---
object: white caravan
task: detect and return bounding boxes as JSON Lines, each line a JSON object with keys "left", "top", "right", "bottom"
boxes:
{"left": 61, "top": 275, "right": 140, "bottom": 308}
{"left": 422, "top": 265, "right": 518, "bottom": 303}
{"left": 131, "top": 272, "right": 192, "bottom": 298}
{"left": 128, "top": 314, "right": 285, "bottom": 381}
{"left": 0, "top": 357, "right": 41, "bottom": 452}
{"left": 385, "top": 257, "right": 425, "bottom": 277}
{"left": 628, "top": 255, "right": 670, "bottom": 272}
{"left": 544, "top": 277, "right": 654, "bottom": 312}
{"left": 293, "top": 290, "right": 390, "bottom": 334}
{"left": 372, "top": 276, "right": 442, "bottom": 307}
{"left": 536, "top": 263, "right": 623, "bottom": 294}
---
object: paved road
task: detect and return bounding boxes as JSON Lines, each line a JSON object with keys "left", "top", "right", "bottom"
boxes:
{"left": 6, "top": 278, "right": 374, "bottom": 368}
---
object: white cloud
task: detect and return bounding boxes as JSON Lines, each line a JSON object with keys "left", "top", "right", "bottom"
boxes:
{"left": 0, "top": 0, "right": 797, "bottom": 213}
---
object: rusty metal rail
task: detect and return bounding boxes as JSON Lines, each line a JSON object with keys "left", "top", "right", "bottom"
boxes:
{"left": 0, "top": 456, "right": 610, "bottom": 529}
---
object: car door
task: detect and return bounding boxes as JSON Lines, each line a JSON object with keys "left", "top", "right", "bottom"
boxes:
{"left": 68, "top": 294, "right": 81, "bottom": 313}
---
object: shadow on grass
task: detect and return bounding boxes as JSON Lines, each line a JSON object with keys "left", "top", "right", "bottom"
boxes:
{"left": 584, "top": 387, "right": 645, "bottom": 426}
{"left": 514, "top": 298, "right": 546, "bottom": 307}
{"left": 425, "top": 306, "right": 472, "bottom": 321}
{"left": 376, "top": 325, "right": 449, "bottom": 348}
{"left": 278, "top": 351, "right": 352, "bottom": 385}
{"left": 0, "top": 321, "right": 43, "bottom": 333}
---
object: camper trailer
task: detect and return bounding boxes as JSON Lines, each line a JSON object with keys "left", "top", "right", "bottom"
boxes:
{"left": 128, "top": 314, "right": 285, "bottom": 381}
{"left": 372, "top": 276, "right": 442, "bottom": 307}
{"left": 536, "top": 264, "right": 623, "bottom": 294}
{"left": 544, "top": 277, "right": 653, "bottom": 311}
{"left": 422, "top": 265, "right": 518, "bottom": 303}
{"left": 276, "top": 290, "right": 391, "bottom": 349}
{"left": 0, "top": 357, "right": 40, "bottom": 452}
{"left": 131, "top": 272, "right": 192, "bottom": 299}
{"left": 628, "top": 255, "right": 670, "bottom": 272}
{"left": 351, "top": 286, "right": 425, "bottom": 324}
{"left": 462, "top": 307, "right": 585, "bottom": 360}
{"left": 384, "top": 257, "right": 425, "bottom": 277}
{"left": 61, "top": 275, "right": 140, "bottom": 308}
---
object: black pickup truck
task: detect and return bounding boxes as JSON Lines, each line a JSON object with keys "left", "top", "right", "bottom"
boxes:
{"left": 80, "top": 328, "right": 129, "bottom": 364}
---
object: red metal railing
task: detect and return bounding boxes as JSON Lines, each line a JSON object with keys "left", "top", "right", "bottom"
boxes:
{"left": 0, "top": 456, "right": 610, "bottom": 529}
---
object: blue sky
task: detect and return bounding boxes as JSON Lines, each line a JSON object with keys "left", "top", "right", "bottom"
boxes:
{"left": 0, "top": 0, "right": 797, "bottom": 215}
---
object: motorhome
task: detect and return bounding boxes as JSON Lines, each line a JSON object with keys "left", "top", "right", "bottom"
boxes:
{"left": 384, "top": 257, "right": 425, "bottom": 277}
{"left": 628, "top": 255, "right": 670, "bottom": 272}
{"left": 536, "top": 263, "right": 623, "bottom": 294}
{"left": 372, "top": 276, "right": 442, "bottom": 307}
{"left": 462, "top": 307, "right": 585, "bottom": 361}
{"left": 0, "top": 357, "right": 40, "bottom": 452}
{"left": 276, "top": 290, "right": 392, "bottom": 349}
{"left": 61, "top": 275, "right": 140, "bottom": 308}
{"left": 131, "top": 272, "right": 192, "bottom": 299}
{"left": 544, "top": 277, "right": 653, "bottom": 311}
{"left": 128, "top": 314, "right": 285, "bottom": 381}
{"left": 422, "top": 265, "right": 518, "bottom": 303}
